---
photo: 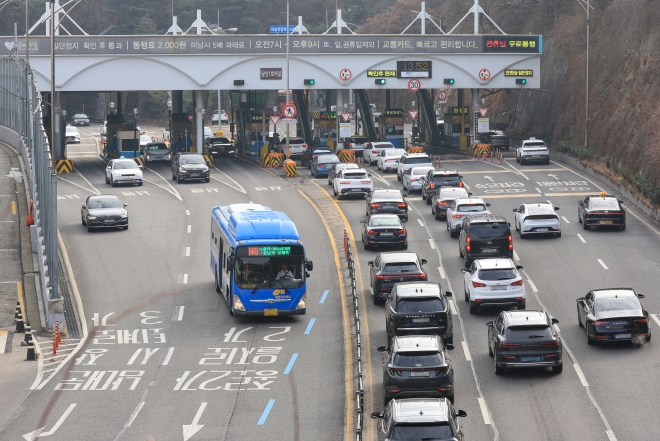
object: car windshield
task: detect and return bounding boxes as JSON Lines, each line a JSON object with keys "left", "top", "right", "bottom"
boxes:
{"left": 317, "top": 155, "right": 339, "bottom": 164}
{"left": 433, "top": 175, "right": 460, "bottom": 184}
{"left": 113, "top": 161, "right": 138, "bottom": 170}
{"left": 589, "top": 198, "right": 620, "bottom": 210}
{"left": 595, "top": 297, "right": 640, "bottom": 313}
{"left": 344, "top": 172, "right": 368, "bottom": 179}
{"left": 406, "top": 157, "right": 432, "bottom": 164}
{"left": 339, "top": 164, "right": 359, "bottom": 171}
{"left": 524, "top": 142, "right": 546, "bottom": 148}
{"left": 147, "top": 144, "right": 168, "bottom": 151}
{"left": 392, "top": 352, "right": 443, "bottom": 367}
{"left": 390, "top": 424, "right": 454, "bottom": 440}
{"left": 180, "top": 155, "right": 205, "bottom": 165}
{"left": 66, "top": 127, "right": 78, "bottom": 133}
{"left": 477, "top": 269, "right": 517, "bottom": 281}
{"left": 374, "top": 143, "right": 395, "bottom": 149}
{"left": 87, "top": 197, "right": 122, "bottom": 209}
{"left": 385, "top": 150, "right": 402, "bottom": 157}
{"left": 370, "top": 217, "right": 401, "bottom": 227}
{"left": 506, "top": 325, "right": 552, "bottom": 339}
{"left": 73, "top": 114, "right": 87, "bottom": 118}
{"left": 458, "top": 203, "right": 487, "bottom": 212}
{"left": 412, "top": 167, "right": 433, "bottom": 176}
{"left": 211, "top": 138, "right": 231, "bottom": 144}
{"left": 234, "top": 246, "right": 305, "bottom": 290}
{"left": 373, "top": 191, "right": 402, "bottom": 200}
{"left": 352, "top": 137, "right": 367, "bottom": 143}
{"left": 397, "top": 298, "right": 444, "bottom": 313}
{"left": 440, "top": 188, "right": 469, "bottom": 199}
{"left": 527, "top": 205, "right": 553, "bottom": 215}
{"left": 140, "top": 135, "right": 152, "bottom": 143}
{"left": 287, "top": 138, "right": 305, "bottom": 144}
{"left": 469, "top": 224, "right": 508, "bottom": 239}
{"left": 383, "top": 262, "right": 419, "bottom": 272}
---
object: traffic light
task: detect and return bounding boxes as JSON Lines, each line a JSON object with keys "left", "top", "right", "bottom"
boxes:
{"left": 233, "top": 80, "right": 244, "bottom": 86}
{"left": 515, "top": 78, "right": 527, "bottom": 85}
{"left": 375, "top": 79, "right": 386, "bottom": 85}
{"left": 304, "top": 79, "right": 315, "bottom": 85}
{"left": 443, "top": 78, "right": 455, "bottom": 85}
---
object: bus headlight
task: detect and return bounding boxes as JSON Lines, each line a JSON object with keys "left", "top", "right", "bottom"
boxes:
{"left": 233, "top": 296, "right": 246, "bottom": 312}
{"left": 295, "top": 295, "right": 306, "bottom": 310}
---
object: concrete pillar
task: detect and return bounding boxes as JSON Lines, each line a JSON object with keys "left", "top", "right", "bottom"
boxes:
{"left": 195, "top": 90, "right": 204, "bottom": 153}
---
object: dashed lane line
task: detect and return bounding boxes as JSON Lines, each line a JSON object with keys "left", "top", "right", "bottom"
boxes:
{"left": 478, "top": 398, "right": 492, "bottom": 425}
{"left": 417, "top": 219, "right": 424, "bottom": 227}
{"left": 437, "top": 266, "right": 446, "bottom": 279}
{"left": 461, "top": 341, "right": 472, "bottom": 361}
{"left": 597, "top": 259, "right": 609, "bottom": 270}
{"left": 526, "top": 278, "right": 538, "bottom": 293}
{"left": 257, "top": 399, "right": 276, "bottom": 425}
{"left": 577, "top": 234, "right": 586, "bottom": 243}
{"left": 429, "top": 239, "right": 436, "bottom": 249}
{"left": 562, "top": 216, "right": 571, "bottom": 223}
{"left": 650, "top": 314, "right": 660, "bottom": 328}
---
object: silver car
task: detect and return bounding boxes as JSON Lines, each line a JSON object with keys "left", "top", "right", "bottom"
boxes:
{"left": 513, "top": 202, "right": 561, "bottom": 238}
{"left": 142, "top": 142, "right": 170, "bottom": 162}
{"left": 446, "top": 197, "right": 491, "bottom": 235}
{"left": 72, "top": 113, "right": 89, "bottom": 126}
{"left": 402, "top": 166, "right": 434, "bottom": 192}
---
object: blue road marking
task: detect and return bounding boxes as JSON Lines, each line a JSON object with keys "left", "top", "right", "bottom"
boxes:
{"left": 283, "top": 353, "right": 298, "bottom": 375}
{"left": 304, "top": 318, "right": 316, "bottom": 335}
{"left": 257, "top": 399, "right": 276, "bottom": 425}
{"left": 319, "top": 289, "right": 330, "bottom": 303}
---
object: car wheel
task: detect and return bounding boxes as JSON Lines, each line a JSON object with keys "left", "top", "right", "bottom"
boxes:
{"left": 401, "top": 242, "right": 408, "bottom": 250}
{"left": 464, "top": 254, "right": 470, "bottom": 268}
{"left": 402, "top": 217, "right": 408, "bottom": 222}
{"left": 397, "top": 174, "right": 401, "bottom": 182}
{"left": 586, "top": 327, "right": 594, "bottom": 345}
{"left": 582, "top": 221, "right": 589, "bottom": 230}
{"left": 619, "top": 224, "right": 626, "bottom": 231}
{"left": 87, "top": 224, "right": 92, "bottom": 232}
{"left": 205, "top": 177, "right": 210, "bottom": 183}
{"left": 495, "top": 358, "right": 505, "bottom": 375}
{"left": 172, "top": 172, "right": 176, "bottom": 181}
{"left": 645, "top": 333, "right": 651, "bottom": 342}
{"left": 138, "top": 182, "right": 143, "bottom": 186}
{"left": 515, "top": 221, "right": 519, "bottom": 231}
{"left": 435, "top": 211, "right": 441, "bottom": 221}
{"left": 111, "top": 179, "right": 116, "bottom": 187}
{"left": 363, "top": 241, "right": 369, "bottom": 250}
{"left": 464, "top": 287, "right": 470, "bottom": 303}
{"left": 176, "top": 174, "right": 182, "bottom": 183}
{"left": 327, "top": 178, "right": 332, "bottom": 186}
{"left": 444, "top": 334, "right": 453, "bottom": 346}
{"left": 469, "top": 302, "right": 478, "bottom": 314}
{"left": 519, "top": 229, "right": 524, "bottom": 239}
{"left": 105, "top": 174, "right": 109, "bottom": 184}
{"left": 518, "top": 300, "right": 526, "bottom": 310}
{"left": 516, "top": 155, "right": 520, "bottom": 163}
{"left": 333, "top": 187, "right": 338, "bottom": 197}
{"left": 373, "top": 293, "right": 384, "bottom": 305}
{"left": 555, "top": 231, "right": 562, "bottom": 238}
{"left": 421, "top": 191, "right": 426, "bottom": 201}
{"left": 552, "top": 363, "right": 563, "bottom": 374}
{"left": 124, "top": 224, "right": 129, "bottom": 230}
{"left": 488, "top": 338, "right": 494, "bottom": 356}
{"left": 215, "top": 273, "right": 221, "bottom": 293}
{"left": 577, "top": 305, "right": 584, "bottom": 328}
{"left": 81, "top": 217, "right": 86, "bottom": 226}
{"left": 450, "top": 230, "right": 458, "bottom": 239}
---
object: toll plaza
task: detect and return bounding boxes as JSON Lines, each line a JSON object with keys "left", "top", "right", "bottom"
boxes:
{"left": 378, "top": 109, "right": 404, "bottom": 149}
{"left": 443, "top": 106, "right": 471, "bottom": 150}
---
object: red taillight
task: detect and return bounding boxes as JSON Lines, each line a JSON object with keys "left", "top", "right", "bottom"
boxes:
{"left": 361, "top": 180, "right": 371, "bottom": 184}
{"left": 376, "top": 275, "right": 384, "bottom": 280}
{"left": 371, "top": 203, "right": 381, "bottom": 208}
{"left": 593, "top": 321, "right": 605, "bottom": 326}
{"left": 635, "top": 318, "right": 649, "bottom": 323}
{"left": 472, "top": 281, "right": 486, "bottom": 288}
{"left": 411, "top": 177, "right": 419, "bottom": 182}
{"left": 372, "top": 150, "right": 380, "bottom": 155}
{"left": 511, "top": 279, "right": 523, "bottom": 286}
{"left": 435, "top": 367, "right": 449, "bottom": 375}
{"left": 452, "top": 213, "right": 464, "bottom": 219}
{"left": 397, "top": 203, "right": 407, "bottom": 208}
{"left": 303, "top": 144, "right": 308, "bottom": 149}
{"left": 367, "top": 230, "right": 379, "bottom": 236}
{"left": 499, "top": 342, "right": 521, "bottom": 349}
{"left": 418, "top": 274, "right": 427, "bottom": 280}
{"left": 388, "top": 369, "right": 402, "bottom": 376}
{"left": 508, "top": 235, "right": 513, "bottom": 251}
{"left": 430, "top": 182, "right": 435, "bottom": 189}
{"left": 394, "top": 229, "right": 406, "bottom": 236}
{"left": 348, "top": 142, "right": 353, "bottom": 147}
{"left": 340, "top": 181, "right": 350, "bottom": 184}
{"left": 466, "top": 237, "right": 471, "bottom": 252}
{"left": 438, "top": 201, "right": 448, "bottom": 205}
{"left": 459, "top": 182, "right": 464, "bottom": 187}
{"left": 540, "top": 340, "right": 560, "bottom": 347}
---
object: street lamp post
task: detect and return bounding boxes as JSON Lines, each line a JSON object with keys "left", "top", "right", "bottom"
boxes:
{"left": 585, "top": 0, "right": 590, "bottom": 150}
{"left": 285, "top": 0, "right": 290, "bottom": 151}
{"left": 167, "top": 100, "right": 172, "bottom": 148}
{"left": 133, "top": 107, "right": 138, "bottom": 158}
{"left": 60, "top": 110, "right": 66, "bottom": 159}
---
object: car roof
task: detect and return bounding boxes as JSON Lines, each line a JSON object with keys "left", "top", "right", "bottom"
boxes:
{"left": 391, "top": 398, "right": 451, "bottom": 423}
{"left": 369, "top": 214, "right": 401, "bottom": 221}
{"left": 475, "top": 258, "right": 516, "bottom": 269}
{"left": 522, "top": 137, "right": 545, "bottom": 143}
{"left": 454, "top": 197, "right": 486, "bottom": 204}
{"left": 336, "top": 163, "right": 359, "bottom": 169}
{"left": 432, "top": 170, "right": 458, "bottom": 176}
{"left": 439, "top": 187, "right": 468, "bottom": 195}
{"left": 392, "top": 335, "right": 443, "bottom": 353}
{"left": 524, "top": 203, "right": 555, "bottom": 214}
{"left": 316, "top": 154, "right": 339, "bottom": 160}
{"left": 113, "top": 158, "right": 136, "bottom": 162}
{"left": 394, "top": 282, "right": 442, "bottom": 298}
{"left": 379, "top": 252, "right": 419, "bottom": 262}
{"left": 178, "top": 152, "right": 203, "bottom": 156}
{"left": 503, "top": 310, "right": 548, "bottom": 326}
{"left": 410, "top": 166, "right": 434, "bottom": 173}
{"left": 467, "top": 214, "right": 508, "bottom": 223}
{"left": 591, "top": 288, "right": 637, "bottom": 299}
{"left": 89, "top": 194, "right": 120, "bottom": 200}
{"left": 403, "top": 153, "right": 430, "bottom": 157}
{"left": 343, "top": 168, "right": 368, "bottom": 173}
{"left": 373, "top": 189, "right": 403, "bottom": 196}
{"left": 372, "top": 142, "right": 395, "bottom": 146}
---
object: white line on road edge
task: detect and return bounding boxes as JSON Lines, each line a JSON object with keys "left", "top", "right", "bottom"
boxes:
{"left": 606, "top": 430, "right": 617, "bottom": 441}
{"left": 577, "top": 234, "right": 586, "bottom": 243}
{"left": 562, "top": 216, "right": 571, "bottom": 223}
{"left": 461, "top": 341, "right": 472, "bottom": 361}
{"left": 114, "top": 384, "right": 153, "bottom": 441}
{"left": 463, "top": 182, "right": 471, "bottom": 189}
{"left": 438, "top": 266, "right": 446, "bottom": 279}
{"left": 183, "top": 274, "right": 188, "bottom": 284}
{"left": 187, "top": 225, "right": 191, "bottom": 233}
{"left": 429, "top": 239, "right": 436, "bottom": 249}
{"left": 478, "top": 398, "right": 491, "bottom": 425}
{"left": 144, "top": 167, "right": 183, "bottom": 201}
{"left": 73, "top": 168, "right": 101, "bottom": 194}
{"left": 573, "top": 363, "right": 589, "bottom": 387}
{"left": 527, "top": 278, "right": 538, "bottom": 293}
{"left": 513, "top": 250, "right": 520, "bottom": 262}
{"left": 650, "top": 314, "right": 660, "bottom": 328}
{"left": 535, "top": 187, "right": 543, "bottom": 194}
{"left": 162, "top": 347, "right": 175, "bottom": 365}
{"left": 448, "top": 299, "right": 457, "bottom": 316}
{"left": 597, "top": 259, "right": 609, "bottom": 270}
{"left": 186, "top": 210, "right": 190, "bottom": 215}
{"left": 417, "top": 218, "right": 424, "bottom": 227}
{"left": 185, "top": 247, "right": 190, "bottom": 257}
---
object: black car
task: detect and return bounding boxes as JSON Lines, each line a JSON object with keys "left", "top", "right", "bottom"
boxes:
{"left": 368, "top": 252, "right": 427, "bottom": 305}
{"left": 372, "top": 398, "right": 467, "bottom": 441}
{"left": 577, "top": 288, "right": 650, "bottom": 345}
{"left": 343, "top": 135, "right": 369, "bottom": 156}
{"left": 458, "top": 214, "right": 513, "bottom": 266}
{"left": 361, "top": 214, "right": 407, "bottom": 250}
{"left": 385, "top": 282, "right": 454, "bottom": 344}
{"left": 487, "top": 310, "right": 563, "bottom": 375}
{"left": 366, "top": 189, "right": 408, "bottom": 221}
{"left": 578, "top": 193, "right": 626, "bottom": 230}
{"left": 81, "top": 195, "right": 128, "bottom": 231}
{"left": 172, "top": 152, "right": 210, "bottom": 183}
{"left": 422, "top": 170, "right": 464, "bottom": 204}
{"left": 483, "top": 130, "right": 510, "bottom": 150}
{"left": 205, "top": 136, "right": 235, "bottom": 156}
{"left": 301, "top": 146, "right": 332, "bottom": 167}
{"left": 378, "top": 335, "right": 455, "bottom": 404}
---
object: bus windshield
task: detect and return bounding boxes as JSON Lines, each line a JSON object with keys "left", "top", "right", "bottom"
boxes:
{"left": 234, "top": 245, "right": 305, "bottom": 290}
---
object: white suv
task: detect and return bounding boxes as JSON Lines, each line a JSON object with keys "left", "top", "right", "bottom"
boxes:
{"left": 516, "top": 137, "right": 550, "bottom": 165}
{"left": 462, "top": 258, "right": 525, "bottom": 314}
{"left": 396, "top": 153, "right": 432, "bottom": 181}
{"left": 446, "top": 197, "right": 491, "bottom": 237}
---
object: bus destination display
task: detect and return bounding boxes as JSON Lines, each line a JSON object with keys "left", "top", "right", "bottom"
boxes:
{"left": 248, "top": 246, "right": 292, "bottom": 256}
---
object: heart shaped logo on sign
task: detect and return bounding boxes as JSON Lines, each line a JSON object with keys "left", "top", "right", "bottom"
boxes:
{"left": 5, "top": 41, "right": 16, "bottom": 51}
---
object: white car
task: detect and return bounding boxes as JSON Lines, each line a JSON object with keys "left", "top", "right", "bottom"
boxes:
{"left": 462, "top": 258, "right": 525, "bottom": 314}
{"left": 431, "top": 187, "right": 471, "bottom": 220}
{"left": 277, "top": 137, "right": 308, "bottom": 158}
{"left": 204, "top": 126, "right": 213, "bottom": 141}
{"left": 513, "top": 202, "right": 561, "bottom": 238}
{"left": 363, "top": 141, "right": 397, "bottom": 165}
{"left": 105, "top": 158, "right": 143, "bottom": 187}
{"left": 333, "top": 168, "right": 373, "bottom": 199}
{"left": 377, "top": 149, "right": 403, "bottom": 172}
{"left": 328, "top": 162, "right": 359, "bottom": 185}
{"left": 65, "top": 126, "right": 80, "bottom": 143}
{"left": 139, "top": 134, "right": 152, "bottom": 149}
{"left": 446, "top": 197, "right": 491, "bottom": 236}
{"left": 516, "top": 137, "right": 550, "bottom": 165}
{"left": 396, "top": 153, "right": 432, "bottom": 181}
{"left": 220, "top": 110, "right": 228, "bottom": 124}
{"left": 402, "top": 166, "right": 434, "bottom": 193}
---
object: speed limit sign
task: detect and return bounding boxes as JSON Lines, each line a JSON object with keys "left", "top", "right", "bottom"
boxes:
{"left": 408, "top": 79, "right": 421, "bottom": 92}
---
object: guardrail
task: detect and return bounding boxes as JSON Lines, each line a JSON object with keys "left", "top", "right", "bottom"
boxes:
{"left": 344, "top": 230, "right": 364, "bottom": 441}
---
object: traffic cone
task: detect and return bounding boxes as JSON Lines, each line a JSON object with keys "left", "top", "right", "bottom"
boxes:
{"left": 14, "top": 301, "right": 20, "bottom": 324}
{"left": 26, "top": 333, "right": 36, "bottom": 361}
{"left": 15, "top": 311, "right": 25, "bottom": 333}
{"left": 21, "top": 322, "right": 31, "bottom": 346}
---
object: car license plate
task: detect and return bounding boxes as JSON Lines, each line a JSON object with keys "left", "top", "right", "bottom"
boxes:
{"left": 536, "top": 228, "right": 548, "bottom": 232}
{"left": 521, "top": 356, "right": 541, "bottom": 362}
{"left": 351, "top": 188, "right": 361, "bottom": 192}
{"left": 104, "top": 220, "right": 114, "bottom": 224}
{"left": 481, "top": 248, "right": 497, "bottom": 253}
{"left": 191, "top": 173, "right": 200, "bottom": 177}
{"left": 413, "top": 318, "right": 429, "bottom": 323}
{"left": 614, "top": 333, "right": 631, "bottom": 339}
{"left": 410, "top": 371, "right": 430, "bottom": 377}
{"left": 263, "top": 309, "right": 278, "bottom": 316}
{"left": 533, "top": 155, "right": 541, "bottom": 158}
{"left": 600, "top": 220, "right": 613, "bottom": 225}
{"left": 380, "top": 232, "right": 393, "bottom": 237}
{"left": 67, "top": 137, "right": 74, "bottom": 141}
{"left": 490, "top": 285, "right": 507, "bottom": 291}
{"left": 124, "top": 177, "right": 133, "bottom": 181}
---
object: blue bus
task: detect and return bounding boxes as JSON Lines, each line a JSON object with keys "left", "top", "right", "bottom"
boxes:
{"left": 211, "top": 204, "right": 313, "bottom": 316}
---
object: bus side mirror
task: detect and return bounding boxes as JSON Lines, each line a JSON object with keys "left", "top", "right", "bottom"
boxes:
{"left": 306, "top": 260, "right": 313, "bottom": 271}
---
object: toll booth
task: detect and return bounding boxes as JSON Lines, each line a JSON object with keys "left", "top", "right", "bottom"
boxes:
{"left": 103, "top": 113, "right": 124, "bottom": 158}
{"left": 314, "top": 111, "right": 336, "bottom": 147}
{"left": 378, "top": 109, "right": 404, "bottom": 149}
{"left": 116, "top": 126, "right": 141, "bottom": 159}
{"left": 170, "top": 113, "right": 193, "bottom": 155}
{"left": 443, "top": 107, "right": 471, "bottom": 150}
{"left": 248, "top": 114, "right": 268, "bottom": 158}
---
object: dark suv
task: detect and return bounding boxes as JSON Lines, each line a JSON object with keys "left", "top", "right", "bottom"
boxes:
{"left": 368, "top": 252, "right": 427, "bottom": 305}
{"left": 172, "top": 152, "right": 210, "bottom": 183}
{"left": 458, "top": 214, "right": 512, "bottom": 266}
{"left": 422, "top": 170, "right": 464, "bottom": 204}
{"left": 385, "top": 282, "right": 453, "bottom": 344}
{"left": 378, "top": 335, "right": 455, "bottom": 404}
{"left": 342, "top": 136, "right": 369, "bottom": 156}
{"left": 483, "top": 130, "right": 510, "bottom": 150}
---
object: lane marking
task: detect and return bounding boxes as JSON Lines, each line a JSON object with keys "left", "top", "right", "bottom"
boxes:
{"left": 186, "top": 210, "right": 190, "bottom": 215}
{"left": 0, "top": 331, "right": 7, "bottom": 354}
{"left": 428, "top": 239, "right": 435, "bottom": 249}
{"left": 463, "top": 182, "right": 471, "bottom": 190}
{"left": 183, "top": 274, "right": 188, "bottom": 284}
{"left": 304, "top": 318, "right": 316, "bottom": 335}
{"left": 535, "top": 187, "right": 543, "bottom": 194}
{"left": 438, "top": 266, "right": 446, "bottom": 279}
{"left": 125, "top": 401, "right": 145, "bottom": 427}
{"left": 11, "top": 200, "right": 16, "bottom": 214}
{"left": 553, "top": 323, "right": 561, "bottom": 333}
{"left": 417, "top": 219, "right": 424, "bottom": 227}
{"left": 562, "top": 216, "right": 570, "bottom": 223}
{"left": 185, "top": 247, "right": 190, "bottom": 257}
{"left": 283, "top": 353, "right": 298, "bottom": 374}
{"left": 513, "top": 250, "right": 520, "bottom": 262}
{"left": 478, "top": 397, "right": 491, "bottom": 425}
{"left": 650, "top": 314, "right": 660, "bottom": 328}
{"left": 144, "top": 167, "right": 183, "bottom": 201}
{"left": 573, "top": 363, "right": 589, "bottom": 387}
{"left": 459, "top": 170, "right": 514, "bottom": 174}
{"left": 177, "top": 306, "right": 185, "bottom": 321}
{"left": 257, "top": 399, "right": 276, "bottom": 425}
{"left": 187, "top": 225, "right": 191, "bottom": 233}
{"left": 319, "top": 289, "right": 330, "bottom": 304}
{"left": 607, "top": 430, "right": 618, "bottom": 441}
{"left": 162, "top": 347, "right": 175, "bottom": 365}
{"left": 597, "top": 259, "right": 609, "bottom": 270}
{"left": 448, "top": 299, "right": 457, "bottom": 316}
{"left": 544, "top": 192, "right": 597, "bottom": 197}
{"left": 479, "top": 193, "right": 542, "bottom": 199}
{"left": 577, "top": 234, "right": 586, "bottom": 243}
{"left": 461, "top": 341, "right": 472, "bottom": 361}
{"left": 527, "top": 278, "right": 538, "bottom": 293}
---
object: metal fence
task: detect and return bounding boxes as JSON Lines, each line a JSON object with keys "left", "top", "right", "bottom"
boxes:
{"left": 1, "top": 55, "right": 60, "bottom": 328}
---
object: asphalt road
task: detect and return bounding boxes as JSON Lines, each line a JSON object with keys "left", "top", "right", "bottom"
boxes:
{"left": 2, "top": 125, "right": 659, "bottom": 441}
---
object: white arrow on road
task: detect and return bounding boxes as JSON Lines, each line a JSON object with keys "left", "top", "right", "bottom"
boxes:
{"left": 548, "top": 174, "right": 558, "bottom": 179}
{"left": 484, "top": 175, "right": 494, "bottom": 182}
{"left": 23, "top": 404, "right": 76, "bottom": 440}
{"left": 183, "top": 402, "right": 207, "bottom": 441}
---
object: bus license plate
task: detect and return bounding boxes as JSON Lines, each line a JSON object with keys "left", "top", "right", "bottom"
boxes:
{"left": 264, "top": 309, "right": 278, "bottom": 316}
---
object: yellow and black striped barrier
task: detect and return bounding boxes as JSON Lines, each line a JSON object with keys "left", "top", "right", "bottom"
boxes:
{"left": 467, "top": 143, "right": 491, "bottom": 158}
{"left": 406, "top": 145, "right": 424, "bottom": 154}
{"left": 55, "top": 159, "right": 74, "bottom": 174}
{"left": 133, "top": 157, "right": 145, "bottom": 168}
{"left": 338, "top": 149, "right": 355, "bottom": 163}
{"left": 262, "top": 152, "right": 284, "bottom": 167}
{"left": 283, "top": 159, "right": 297, "bottom": 177}
{"left": 203, "top": 154, "right": 213, "bottom": 168}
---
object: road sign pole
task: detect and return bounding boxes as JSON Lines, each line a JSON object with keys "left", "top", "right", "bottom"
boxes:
{"left": 286, "top": 0, "right": 290, "bottom": 150}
